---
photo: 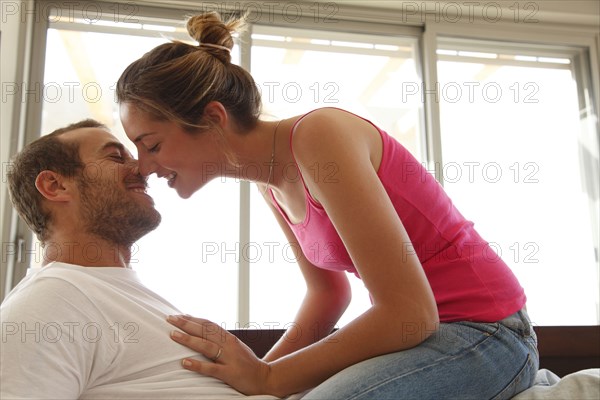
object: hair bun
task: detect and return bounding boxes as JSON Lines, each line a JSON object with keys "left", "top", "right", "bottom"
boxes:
{"left": 186, "top": 12, "right": 244, "bottom": 62}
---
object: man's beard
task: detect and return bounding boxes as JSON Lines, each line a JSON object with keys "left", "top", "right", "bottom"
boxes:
{"left": 77, "top": 176, "right": 161, "bottom": 247}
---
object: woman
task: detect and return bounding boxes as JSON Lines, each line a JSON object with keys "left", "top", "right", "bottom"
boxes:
{"left": 117, "top": 12, "right": 538, "bottom": 400}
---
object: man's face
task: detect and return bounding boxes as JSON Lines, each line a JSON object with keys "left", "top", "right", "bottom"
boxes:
{"left": 61, "top": 128, "right": 161, "bottom": 246}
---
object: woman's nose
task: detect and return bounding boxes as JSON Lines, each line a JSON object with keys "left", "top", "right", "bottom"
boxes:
{"left": 136, "top": 155, "right": 156, "bottom": 177}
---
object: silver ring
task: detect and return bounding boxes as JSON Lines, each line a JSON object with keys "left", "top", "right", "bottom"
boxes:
{"left": 211, "top": 347, "right": 223, "bottom": 362}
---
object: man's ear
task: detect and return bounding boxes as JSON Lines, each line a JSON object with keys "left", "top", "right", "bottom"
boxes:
{"left": 35, "top": 170, "right": 74, "bottom": 202}
{"left": 203, "top": 101, "right": 228, "bottom": 128}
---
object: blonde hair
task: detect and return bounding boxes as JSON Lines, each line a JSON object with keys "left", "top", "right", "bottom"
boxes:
{"left": 116, "top": 12, "right": 261, "bottom": 133}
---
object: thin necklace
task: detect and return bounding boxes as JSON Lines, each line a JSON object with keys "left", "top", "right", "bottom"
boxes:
{"left": 264, "top": 119, "right": 283, "bottom": 195}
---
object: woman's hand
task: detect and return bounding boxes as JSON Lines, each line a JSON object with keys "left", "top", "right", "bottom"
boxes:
{"left": 167, "top": 315, "right": 272, "bottom": 395}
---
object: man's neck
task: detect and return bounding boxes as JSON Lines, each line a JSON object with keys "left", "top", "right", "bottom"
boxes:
{"left": 42, "top": 232, "right": 132, "bottom": 268}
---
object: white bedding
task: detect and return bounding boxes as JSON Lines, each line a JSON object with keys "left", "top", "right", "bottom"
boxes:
{"left": 513, "top": 368, "right": 600, "bottom": 400}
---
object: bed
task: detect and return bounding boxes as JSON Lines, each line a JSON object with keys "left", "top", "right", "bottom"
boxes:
{"left": 516, "top": 325, "right": 600, "bottom": 399}
{"left": 514, "top": 368, "right": 599, "bottom": 399}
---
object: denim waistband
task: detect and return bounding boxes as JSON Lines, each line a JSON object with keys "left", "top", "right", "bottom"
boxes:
{"left": 499, "top": 308, "right": 534, "bottom": 337}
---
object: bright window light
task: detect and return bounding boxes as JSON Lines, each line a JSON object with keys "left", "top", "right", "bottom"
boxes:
{"left": 457, "top": 51, "right": 498, "bottom": 59}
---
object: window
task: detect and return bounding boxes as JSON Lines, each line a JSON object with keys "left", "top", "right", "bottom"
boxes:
{"left": 248, "top": 25, "right": 424, "bottom": 327}
{"left": 3, "top": 2, "right": 598, "bottom": 328}
{"left": 35, "top": 9, "right": 424, "bottom": 328}
{"left": 436, "top": 38, "right": 599, "bottom": 325}
{"left": 39, "top": 12, "right": 242, "bottom": 326}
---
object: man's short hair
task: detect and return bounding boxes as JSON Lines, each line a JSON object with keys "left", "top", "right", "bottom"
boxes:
{"left": 7, "top": 119, "right": 107, "bottom": 243}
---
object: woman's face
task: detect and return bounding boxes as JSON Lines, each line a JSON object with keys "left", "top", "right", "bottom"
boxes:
{"left": 120, "top": 103, "right": 223, "bottom": 199}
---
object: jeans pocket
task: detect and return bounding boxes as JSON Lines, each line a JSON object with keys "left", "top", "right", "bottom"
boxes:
{"left": 491, "top": 353, "right": 537, "bottom": 400}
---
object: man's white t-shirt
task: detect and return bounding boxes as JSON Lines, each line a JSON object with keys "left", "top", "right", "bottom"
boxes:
{"left": 0, "top": 262, "right": 278, "bottom": 399}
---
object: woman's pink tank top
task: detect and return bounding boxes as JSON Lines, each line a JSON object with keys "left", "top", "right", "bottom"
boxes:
{"left": 269, "top": 109, "right": 526, "bottom": 322}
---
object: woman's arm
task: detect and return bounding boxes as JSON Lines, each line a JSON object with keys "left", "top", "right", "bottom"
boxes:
{"left": 168, "top": 109, "right": 439, "bottom": 396}
{"left": 260, "top": 195, "right": 352, "bottom": 362}
{"left": 262, "top": 109, "right": 439, "bottom": 395}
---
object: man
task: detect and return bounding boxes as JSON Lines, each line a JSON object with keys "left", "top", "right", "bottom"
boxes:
{"left": 0, "top": 120, "right": 277, "bottom": 399}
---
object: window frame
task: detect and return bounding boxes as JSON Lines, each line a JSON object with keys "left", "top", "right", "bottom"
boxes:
{"left": 422, "top": 23, "right": 599, "bottom": 326}
{"left": 241, "top": 13, "right": 422, "bottom": 326}
{"left": 2, "top": 0, "right": 598, "bottom": 328}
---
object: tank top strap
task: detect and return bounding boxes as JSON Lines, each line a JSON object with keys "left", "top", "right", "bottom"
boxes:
{"left": 287, "top": 107, "right": 389, "bottom": 205}
{"left": 288, "top": 109, "right": 323, "bottom": 207}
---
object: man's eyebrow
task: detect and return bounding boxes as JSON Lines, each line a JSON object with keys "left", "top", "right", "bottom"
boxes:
{"left": 134, "top": 132, "right": 156, "bottom": 143}
{"left": 100, "top": 141, "right": 126, "bottom": 153}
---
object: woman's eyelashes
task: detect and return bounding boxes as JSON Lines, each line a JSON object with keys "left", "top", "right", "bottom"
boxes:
{"left": 147, "top": 143, "right": 161, "bottom": 153}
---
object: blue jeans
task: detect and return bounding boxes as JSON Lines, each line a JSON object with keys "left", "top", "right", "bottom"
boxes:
{"left": 303, "top": 309, "right": 539, "bottom": 400}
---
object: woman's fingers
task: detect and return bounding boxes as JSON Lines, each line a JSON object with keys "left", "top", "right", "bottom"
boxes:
{"left": 170, "top": 329, "right": 223, "bottom": 361}
{"left": 168, "top": 315, "right": 234, "bottom": 363}
{"left": 181, "top": 357, "right": 223, "bottom": 377}
{"left": 167, "top": 315, "right": 226, "bottom": 343}
{"left": 166, "top": 314, "right": 272, "bottom": 395}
